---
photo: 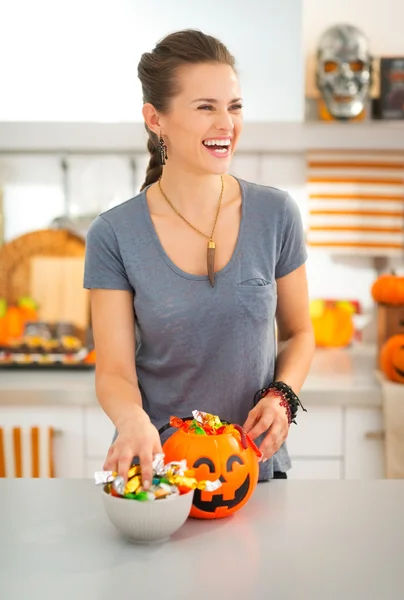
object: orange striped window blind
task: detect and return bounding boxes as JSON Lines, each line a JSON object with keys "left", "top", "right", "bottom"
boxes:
{"left": 0, "top": 426, "right": 55, "bottom": 478}
{"left": 307, "top": 151, "right": 404, "bottom": 255}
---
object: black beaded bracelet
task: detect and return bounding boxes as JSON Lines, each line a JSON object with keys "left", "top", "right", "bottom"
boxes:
{"left": 253, "top": 381, "right": 307, "bottom": 425}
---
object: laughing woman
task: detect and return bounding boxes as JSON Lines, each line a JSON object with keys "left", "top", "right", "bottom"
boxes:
{"left": 84, "top": 29, "right": 315, "bottom": 489}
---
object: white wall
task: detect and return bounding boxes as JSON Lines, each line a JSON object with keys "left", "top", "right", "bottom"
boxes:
{"left": 303, "top": 0, "right": 404, "bottom": 55}
{"left": 0, "top": 0, "right": 303, "bottom": 122}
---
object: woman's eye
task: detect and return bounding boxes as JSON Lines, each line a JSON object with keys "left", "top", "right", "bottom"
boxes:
{"left": 197, "top": 104, "right": 243, "bottom": 111}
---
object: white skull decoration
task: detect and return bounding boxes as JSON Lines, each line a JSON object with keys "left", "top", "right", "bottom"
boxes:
{"left": 316, "top": 24, "right": 373, "bottom": 120}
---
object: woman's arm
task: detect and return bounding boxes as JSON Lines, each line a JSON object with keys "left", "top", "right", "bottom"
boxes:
{"left": 90, "top": 288, "right": 162, "bottom": 484}
{"left": 274, "top": 263, "right": 315, "bottom": 393}
{"left": 91, "top": 288, "right": 143, "bottom": 428}
{"left": 243, "top": 264, "right": 314, "bottom": 459}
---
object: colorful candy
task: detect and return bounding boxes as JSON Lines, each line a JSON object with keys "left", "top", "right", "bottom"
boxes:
{"left": 94, "top": 453, "right": 222, "bottom": 501}
{"left": 169, "top": 410, "right": 263, "bottom": 459}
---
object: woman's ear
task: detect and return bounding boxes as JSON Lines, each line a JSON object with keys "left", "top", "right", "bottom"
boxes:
{"left": 142, "top": 103, "right": 161, "bottom": 135}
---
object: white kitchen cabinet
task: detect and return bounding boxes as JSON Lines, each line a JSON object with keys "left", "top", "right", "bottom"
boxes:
{"left": 83, "top": 406, "right": 115, "bottom": 459}
{"left": 288, "top": 459, "right": 342, "bottom": 480}
{"left": 285, "top": 407, "right": 344, "bottom": 479}
{"left": 0, "top": 405, "right": 84, "bottom": 478}
{"left": 344, "top": 407, "right": 385, "bottom": 479}
{"left": 286, "top": 407, "right": 343, "bottom": 458}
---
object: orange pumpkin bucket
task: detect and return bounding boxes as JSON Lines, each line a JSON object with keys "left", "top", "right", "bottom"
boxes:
{"left": 160, "top": 411, "right": 261, "bottom": 520}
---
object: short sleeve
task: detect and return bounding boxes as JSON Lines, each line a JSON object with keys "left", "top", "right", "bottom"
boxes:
{"left": 83, "top": 215, "right": 133, "bottom": 291}
{"left": 275, "top": 194, "right": 307, "bottom": 279}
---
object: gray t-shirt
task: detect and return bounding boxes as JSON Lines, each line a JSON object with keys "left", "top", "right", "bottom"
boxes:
{"left": 84, "top": 177, "right": 307, "bottom": 480}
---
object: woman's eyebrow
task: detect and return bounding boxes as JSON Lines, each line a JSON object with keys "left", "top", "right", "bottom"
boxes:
{"left": 191, "top": 97, "right": 243, "bottom": 104}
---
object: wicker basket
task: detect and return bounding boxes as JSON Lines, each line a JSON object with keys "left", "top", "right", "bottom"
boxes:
{"left": 0, "top": 229, "right": 85, "bottom": 305}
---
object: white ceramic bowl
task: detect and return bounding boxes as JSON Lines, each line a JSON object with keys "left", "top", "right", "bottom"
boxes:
{"left": 101, "top": 487, "right": 194, "bottom": 544}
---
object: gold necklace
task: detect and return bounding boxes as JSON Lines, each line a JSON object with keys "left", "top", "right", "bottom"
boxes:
{"left": 157, "top": 175, "right": 224, "bottom": 287}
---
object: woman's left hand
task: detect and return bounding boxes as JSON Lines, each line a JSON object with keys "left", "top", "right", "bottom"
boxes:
{"left": 243, "top": 392, "right": 290, "bottom": 461}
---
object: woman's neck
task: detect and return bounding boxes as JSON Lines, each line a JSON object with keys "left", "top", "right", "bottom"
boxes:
{"left": 156, "top": 165, "right": 227, "bottom": 218}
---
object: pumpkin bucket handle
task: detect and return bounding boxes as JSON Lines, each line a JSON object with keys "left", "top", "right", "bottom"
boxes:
{"left": 158, "top": 417, "right": 194, "bottom": 437}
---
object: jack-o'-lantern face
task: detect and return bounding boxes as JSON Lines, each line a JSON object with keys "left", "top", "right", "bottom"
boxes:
{"left": 163, "top": 429, "right": 259, "bottom": 519}
{"left": 392, "top": 345, "right": 404, "bottom": 382}
{"left": 380, "top": 334, "right": 404, "bottom": 384}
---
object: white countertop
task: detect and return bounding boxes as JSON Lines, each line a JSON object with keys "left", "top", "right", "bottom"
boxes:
{"left": 300, "top": 344, "right": 382, "bottom": 407}
{"left": 1, "top": 478, "right": 403, "bottom": 600}
{"left": 0, "top": 344, "right": 382, "bottom": 408}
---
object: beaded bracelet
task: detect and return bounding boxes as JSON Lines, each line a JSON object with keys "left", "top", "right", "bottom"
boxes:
{"left": 253, "top": 381, "right": 307, "bottom": 425}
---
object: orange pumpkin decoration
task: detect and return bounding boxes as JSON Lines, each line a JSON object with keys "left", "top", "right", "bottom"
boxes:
{"left": 0, "top": 301, "right": 39, "bottom": 345}
{"left": 3, "top": 306, "right": 25, "bottom": 340}
{"left": 371, "top": 272, "right": 404, "bottom": 305}
{"left": 0, "top": 318, "right": 8, "bottom": 345}
{"left": 380, "top": 334, "right": 404, "bottom": 384}
{"left": 310, "top": 301, "right": 354, "bottom": 347}
{"left": 19, "top": 306, "right": 38, "bottom": 323}
{"left": 84, "top": 349, "right": 96, "bottom": 364}
{"left": 162, "top": 426, "right": 259, "bottom": 519}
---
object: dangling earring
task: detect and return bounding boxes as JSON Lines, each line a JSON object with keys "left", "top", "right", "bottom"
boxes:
{"left": 158, "top": 132, "right": 168, "bottom": 165}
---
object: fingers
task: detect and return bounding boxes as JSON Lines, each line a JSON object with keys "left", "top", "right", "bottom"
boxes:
{"left": 102, "top": 427, "right": 163, "bottom": 490}
{"left": 246, "top": 410, "right": 275, "bottom": 441}
{"left": 243, "top": 407, "right": 260, "bottom": 434}
{"left": 138, "top": 450, "right": 154, "bottom": 489}
{"left": 259, "top": 423, "right": 288, "bottom": 461}
{"left": 103, "top": 445, "right": 118, "bottom": 473}
{"left": 117, "top": 450, "right": 136, "bottom": 483}
{"left": 103, "top": 442, "right": 134, "bottom": 483}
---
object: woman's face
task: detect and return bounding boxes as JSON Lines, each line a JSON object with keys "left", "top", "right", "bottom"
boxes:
{"left": 159, "top": 62, "right": 243, "bottom": 175}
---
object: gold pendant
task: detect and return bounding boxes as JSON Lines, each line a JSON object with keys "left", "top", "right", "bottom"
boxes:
{"left": 207, "top": 240, "right": 216, "bottom": 287}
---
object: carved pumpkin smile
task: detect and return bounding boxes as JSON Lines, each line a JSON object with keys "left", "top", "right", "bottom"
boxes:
{"left": 380, "top": 336, "right": 404, "bottom": 384}
{"left": 394, "top": 361, "right": 404, "bottom": 379}
{"left": 193, "top": 473, "right": 251, "bottom": 512}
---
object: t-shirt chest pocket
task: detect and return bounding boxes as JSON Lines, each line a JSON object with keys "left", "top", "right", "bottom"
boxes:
{"left": 235, "top": 279, "right": 277, "bottom": 321}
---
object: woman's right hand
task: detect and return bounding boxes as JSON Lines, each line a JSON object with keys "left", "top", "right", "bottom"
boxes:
{"left": 103, "top": 409, "right": 162, "bottom": 489}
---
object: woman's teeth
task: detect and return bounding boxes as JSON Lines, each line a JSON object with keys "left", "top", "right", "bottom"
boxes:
{"left": 203, "top": 140, "right": 231, "bottom": 155}
{"left": 203, "top": 140, "right": 230, "bottom": 146}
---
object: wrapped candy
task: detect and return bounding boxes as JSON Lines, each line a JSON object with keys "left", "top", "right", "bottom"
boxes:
{"left": 169, "top": 410, "right": 228, "bottom": 436}
{"left": 94, "top": 453, "right": 222, "bottom": 501}
{"left": 168, "top": 410, "right": 262, "bottom": 458}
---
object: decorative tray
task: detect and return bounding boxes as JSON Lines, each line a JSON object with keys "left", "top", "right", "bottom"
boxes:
{"left": 0, "top": 326, "right": 95, "bottom": 370}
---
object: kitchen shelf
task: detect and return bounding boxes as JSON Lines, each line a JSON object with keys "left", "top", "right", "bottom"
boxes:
{"left": 0, "top": 120, "right": 403, "bottom": 154}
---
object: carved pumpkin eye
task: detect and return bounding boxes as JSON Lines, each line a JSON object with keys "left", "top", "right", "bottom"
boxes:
{"left": 226, "top": 455, "right": 244, "bottom": 471}
{"left": 193, "top": 457, "right": 215, "bottom": 473}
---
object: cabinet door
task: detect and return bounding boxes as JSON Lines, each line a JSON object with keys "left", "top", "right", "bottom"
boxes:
{"left": 286, "top": 406, "right": 343, "bottom": 457}
{"left": 84, "top": 406, "right": 115, "bottom": 460}
{"left": 288, "top": 459, "right": 342, "bottom": 480}
{"left": 344, "top": 408, "right": 385, "bottom": 479}
{"left": 0, "top": 405, "right": 84, "bottom": 478}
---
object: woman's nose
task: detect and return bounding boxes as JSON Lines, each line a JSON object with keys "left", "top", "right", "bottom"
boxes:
{"left": 214, "top": 109, "right": 234, "bottom": 131}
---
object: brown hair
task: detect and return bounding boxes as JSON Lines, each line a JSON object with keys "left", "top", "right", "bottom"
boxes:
{"left": 137, "top": 29, "right": 236, "bottom": 191}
